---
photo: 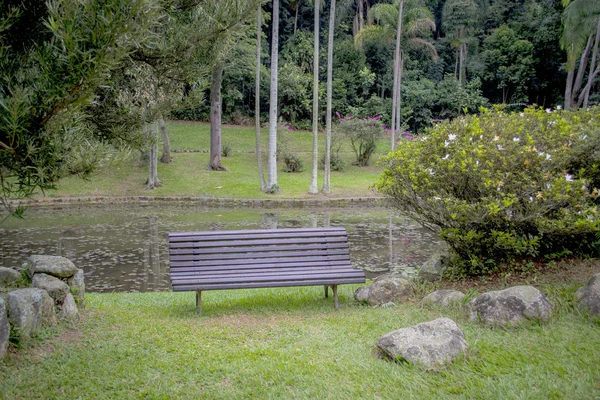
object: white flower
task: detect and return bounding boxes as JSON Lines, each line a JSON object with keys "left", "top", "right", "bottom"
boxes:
{"left": 519, "top": 112, "right": 525, "bottom": 117}
{"left": 513, "top": 137, "right": 520, "bottom": 142}
{"left": 557, "top": 105, "right": 562, "bottom": 110}
{"left": 529, "top": 196, "right": 534, "bottom": 202}
{"left": 442, "top": 154, "right": 450, "bottom": 160}
{"left": 548, "top": 121, "right": 556, "bottom": 126}
{"left": 497, "top": 144, "right": 505, "bottom": 151}
{"left": 546, "top": 154, "right": 551, "bottom": 160}
{"left": 582, "top": 135, "right": 588, "bottom": 140}
{"left": 546, "top": 108, "right": 552, "bottom": 113}
{"left": 565, "top": 174, "right": 574, "bottom": 182}
{"left": 582, "top": 185, "right": 587, "bottom": 190}
{"left": 546, "top": 183, "right": 551, "bottom": 189}
{"left": 448, "top": 134, "right": 457, "bottom": 141}
{"left": 444, "top": 140, "right": 450, "bottom": 147}
{"left": 475, "top": 160, "right": 480, "bottom": 166}
{"left": 427, "top": 168, "right": 435, "bottom": 175}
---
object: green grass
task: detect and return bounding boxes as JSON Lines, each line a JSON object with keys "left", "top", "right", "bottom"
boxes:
{"left": 44, "top": 122, "right": 388, "bottom": 200}
{"left": 2, "top": 280, "right": 599, "bottom": 399}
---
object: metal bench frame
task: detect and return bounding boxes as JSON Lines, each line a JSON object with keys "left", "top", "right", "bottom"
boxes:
{"left": 168, "top": 227, "right": 365, "bottom": 312}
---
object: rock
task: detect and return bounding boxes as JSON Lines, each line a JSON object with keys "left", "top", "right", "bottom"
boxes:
{"left": 0, "top": 267, "right": 21, "bottom": 286}
{"left": 390, "top": 264, "right": 420, "bottom": 280}
{"left": 376, "top": 317, "right": 468, "bottom": 368}
{"left": 59, "top": 293, "right": 79, "bottom": 320}
{"left": 575, "top": 273, "right": 600, "bottom": 318}
{"left": 67, "top": 269, "right": 85, "bottom": 308}
{"left": 469, "top": 285, "right": 552, "bottom": 326}
{"left": 25, "top": 255, "right": 78, "bottom": 279}
{"left": 6, "top": 288, "right": 56, "bottom": 339}
{"left": 355, "top": 275, "right": 413, "bottom": 306}
{"left": 0, "top": 297, "right": 8, "bottom": 360}
{"left": 419, "top": 252, "right": 449, "bottom": 282}
{"left": 32, "top": 273, "right": 70, "bottom": 302}
{"left": 422, "top": 290, "right": 466, "bottom": 307}
{"left": 354, "top": 286, "right": 370, "bottom": 303}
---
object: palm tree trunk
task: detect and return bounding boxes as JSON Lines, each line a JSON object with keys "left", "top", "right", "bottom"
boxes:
{"left": 147, "top": 122, "right": 161, "bottom": 189}
{"left": 565, "top": 68, "right": 574, "bottom": 110}
{"left": 322, "top": 0, "right": 335, "bottom": 194}
{"left": 390, "top": 0, "right": 404, "bottom": 151}
{"left": 309, "top": 0, "right": 320, "bottom": 195}
{"left": 159, "top": 115, "right": 171, "bottom": 164}
{"left": 583, "top": 19, "right": 600, "bottom": 108}
{"left": 459, "top": 42, "right": 466, "bottom": 86}
{"left": 396, "top": 53, "right": 403, "bottom": 132}
{"left": 256, "top": 7, "right": 266, "bottom": 191}
{"left": 267, "top": 0, "right": 280, "bottom": 193}
{"left": 572, "top": 33, "right": 594, "bottom": 106}
{"left": 209, "top": 64, "right": 226, "bottom": 171}
{"left": 358, "top": 0, "right": 364, "bottom": 31}
{"left": 294, "top": 1, "right": 299, "bottom": 34}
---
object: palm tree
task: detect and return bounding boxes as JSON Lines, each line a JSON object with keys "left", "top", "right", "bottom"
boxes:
{"left": 355, "top": 0, "right": 437, "bottom": 150}
{"left": 561, "top": 0, "right": 600, "bottom": 109}
{"left": 256, "top": 6, "right": 267, "bottom": 191}
{"left": 309, "top": 0, "right": 321, "bottom": 195}
{"left": 267, "top": 0, "right": 280, "bottom": 193}
{"left": 442, "top": 0, "right": 479, "bottom": 86}
{"left": 322, "top": 0, "right": 336, "bottom": 194}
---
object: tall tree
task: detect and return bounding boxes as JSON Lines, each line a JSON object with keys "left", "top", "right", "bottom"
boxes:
{"left": 561, "top": 0, "right": 600, "bottom": 109}
{"left": 309, "top": 0, "right": 321, "bottom": 194}
{"left": 322, "top": 0, "right": 336, "bottom": 194}
{"left": 256, "top": 6, "right": 267, "bottom": 191}
{"left": 268, "top": 0, "right": 280, "bottom": 193}
{"left": 355, "top": 0, "right": 436, "bottom": 149}
{"left": 442, "top": 0, "right": 479, "bottom": 86}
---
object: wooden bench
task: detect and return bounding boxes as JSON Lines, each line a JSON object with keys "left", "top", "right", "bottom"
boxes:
{"left": 168, "top": 227, "right": 365, "bottom": 312}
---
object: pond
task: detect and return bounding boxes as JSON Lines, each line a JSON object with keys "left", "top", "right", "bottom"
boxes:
{"left": 0, "top": 205, "right": 446, "bottom": 293}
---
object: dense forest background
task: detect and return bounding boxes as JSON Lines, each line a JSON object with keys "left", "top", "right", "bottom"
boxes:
{"left": 173, "top": 0, "right": 573, "bottom": 134}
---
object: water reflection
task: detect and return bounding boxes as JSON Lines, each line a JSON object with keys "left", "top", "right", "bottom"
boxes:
{"left": 0, "top": 205, "right": 445, "bottom": 293}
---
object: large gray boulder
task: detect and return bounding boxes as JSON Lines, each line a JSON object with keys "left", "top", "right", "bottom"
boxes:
{"left": 59, "top": 293, "right": 79, "bottom": 320}
{"left": 422, "top": 290, "right": 466, "bottom": 307}
{"left": 67, "top": 269, "right": 85, "bottom": 307}
{"left": 0, "top": 297, "right": 8, "bottom": 360}
{"left": 0, "top": 267, "right": 21, "bottom": 286}
{"left": 377, "top": 317, "right": 468, "bottom": 368}
{"left": 25, "top": 255, "right": 78, "bottom": 279}
{"left": 6, "top": 288, "right": 56, "bottom": 338}
{"left": 419, "top": 252, "right": 449, "bottom": 282}
{"left": 575, "top": 273, "right": 600, "bottom": 318}
{"left": 469, "top": 286, "right": 552, "bottom": 326}
{"left": 354, "top": 275, "right": 413, "bottom": 306}
{"left": 32, "top": 273, "right": 70, "bottom": 302}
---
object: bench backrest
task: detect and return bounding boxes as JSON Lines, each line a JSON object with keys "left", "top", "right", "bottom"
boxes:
{"left": 168, "top": 227, "right": 365, "bottom": 292}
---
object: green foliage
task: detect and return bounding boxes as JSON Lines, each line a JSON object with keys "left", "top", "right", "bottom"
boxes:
{"left": 221, "top": 142, "right": 232, "bottom": 158}
{"left": 435, "top": 75, "right": 489, "bottom": 118}
{"left": 282, "top": 153, "right": 305, "bottom": 172}
{"left": 336, "top": 116, "right": 384, "bottom": 166}
{"left": 377, "top": 107, "right": 600, "bottom": 276}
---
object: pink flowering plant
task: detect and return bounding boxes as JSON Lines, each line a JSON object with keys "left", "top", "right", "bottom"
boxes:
{"left": 377, "top": 106, "right": 600, "bottom": 276}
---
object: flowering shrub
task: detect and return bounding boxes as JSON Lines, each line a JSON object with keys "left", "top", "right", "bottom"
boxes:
{"left": 377, "top": 106, "right": 600, "bottom": 276}
{"left": 335, "top": 115, "right": 384, "bottom": 166}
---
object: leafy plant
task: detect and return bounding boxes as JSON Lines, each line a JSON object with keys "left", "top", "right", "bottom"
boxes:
{"left": 282, "top": 153, "right": 304, "bottom": 172}
{"left": 222, "top": 142, "right": 232, "bottom": 157}
{"left": 377, "top": 106, "right": 600, "bottom": 276}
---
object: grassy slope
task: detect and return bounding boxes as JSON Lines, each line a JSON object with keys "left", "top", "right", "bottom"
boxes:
{"left": 2, "top": 261, "right": 599, "bottom": 399}
{"left": 45, "top": 122, "right": 386, "bottom": 199}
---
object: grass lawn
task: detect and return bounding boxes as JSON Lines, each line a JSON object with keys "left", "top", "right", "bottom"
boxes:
{"left": 43, "top": 122, "right": 387, "bottom": 200}
{"left": 2, "top": 260, "right": 599, "bottom": 399}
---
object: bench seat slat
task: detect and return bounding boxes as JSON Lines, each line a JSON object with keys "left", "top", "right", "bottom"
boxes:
{"left": 171, "top": 266, "right": 362, "bottom": 280}
{"left": 174, "top": 277, "right": 366, "bottom": 292}
{"left": 170, "top": 261, "right": 353, "bottom": 274}
{"left": 170, "top": 249, "right": 350, "bottom": 262}
{"left": 169, "top": 255, "right": 350, "bottom": 268}
{"left": 169, "top": 227, "right": 346, "bottom": 238}
{"left": 170, "top": 264, "right": 355, "bottom": 276}
{"left": 169, "top": 231, "right": 347, "bottom": 243}
{"left": 169, "top": 237, "right": 348, "bottom": 249}
{"left": 172, "top": 270, "right": 365, "bottom": 285}
{"left": 169, "top": 242, "right": 349, "bottom": 256}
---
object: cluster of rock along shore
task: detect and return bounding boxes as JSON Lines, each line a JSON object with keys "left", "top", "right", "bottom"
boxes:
{"left": 0, "top": 255, "right": 85, "bottom": 360}
{"left": 355, "top": 266, "right": 600, "bottom": 368}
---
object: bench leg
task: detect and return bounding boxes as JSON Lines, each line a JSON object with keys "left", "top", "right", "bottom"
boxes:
{"left": 324, "top": 285, "right": 329, "bottom": 298}
{"left": 196, "top": 290, "right": 202, "bottom": 313}
{"left": 332, "top": 285, "right": 339, "bottom": 309}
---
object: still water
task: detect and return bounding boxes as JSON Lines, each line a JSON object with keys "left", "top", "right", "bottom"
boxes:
{"left": 0, "top": 205, "right": 445, "bottom": 293}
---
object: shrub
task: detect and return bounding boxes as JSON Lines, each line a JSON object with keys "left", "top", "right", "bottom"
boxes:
{"left": 319, "top": 128, "right": 346, "bottom": 171}
{"left": 336, "top": 116, "right": 384, "bottom": 166}
{"left": 282, "top": 152, "right": 304, "bottom": 172}
{"left": 377, "top": 106, "right": 600, "bottom": 276}
{"left": 221, "top": 142, "right": 232, "bottom": 157}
